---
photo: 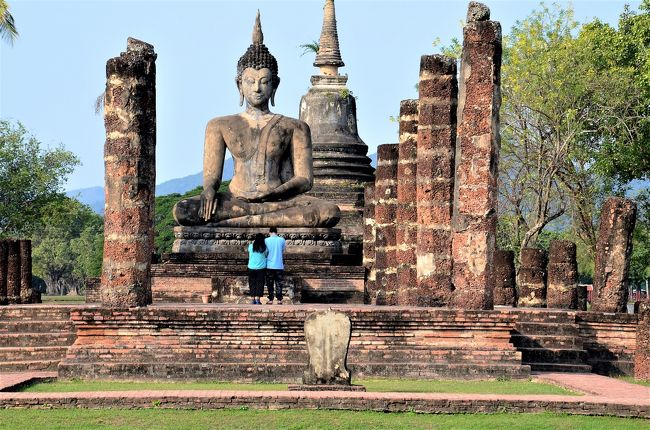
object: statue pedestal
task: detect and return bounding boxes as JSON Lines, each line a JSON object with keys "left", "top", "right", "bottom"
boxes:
{"left": 172, "top": 226, "right": 342, "bottom": 254}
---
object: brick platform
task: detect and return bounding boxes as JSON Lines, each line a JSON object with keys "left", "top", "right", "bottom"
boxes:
{"left": 58, "top": 305, "right": 529, "bottom": 381}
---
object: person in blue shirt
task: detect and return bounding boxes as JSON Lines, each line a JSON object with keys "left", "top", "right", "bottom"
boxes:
{"left": 264, "top": 227, "right": 286, "bottom": 304}
{"left": 247, "top": 233, "right": 268, "bottom": 305}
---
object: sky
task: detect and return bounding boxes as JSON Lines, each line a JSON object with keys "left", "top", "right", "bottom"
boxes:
{"left": 0, "top": 0, "right": 642, "bottom": 191}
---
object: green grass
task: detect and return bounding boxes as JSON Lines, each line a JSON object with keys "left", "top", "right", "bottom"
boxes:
{"left": 0, "top": 410, "right": 646, "bottom": 430}
{"left": 619, "top": 376, "right": 650, "bottom": 387}
{"left": 20, "top": 378, "right": 576, "bottom": 395}
{"left": 40, "top": 295, "right": 85, "bottom": 303}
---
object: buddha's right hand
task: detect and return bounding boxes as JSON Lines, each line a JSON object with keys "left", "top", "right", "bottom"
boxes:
{"left": 199, "top": 188, "right": 217, "bottom": 221}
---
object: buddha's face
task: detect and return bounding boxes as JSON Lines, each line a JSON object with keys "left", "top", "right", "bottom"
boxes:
{"left": 240, "top": 67, "right": 275, "bottom": 109}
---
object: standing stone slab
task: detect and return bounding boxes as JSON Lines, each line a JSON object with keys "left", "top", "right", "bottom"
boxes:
{"left": 101, "top": 38, "right": 157, "bottom": 308}
{"left": 517, "top": 248, "right": 547, "bottom": 308}
{"left": 592, "top": 197, "right": 637, "bottom": 313}
{"left": 19, "top": 240, "right": 33, "bottom": 304}
{"left": 493, "top": 250, "right": 516, "bottom": 306}
{"left": 362, "top": 182, "right": 376, "bottom": 302}
{"left": 6, "top": 240, "right": 20, "bottom": 304}
{"left": 0, "top": 241, "right": 7, "bottom": 305}
{"left": 547, "top": 240, "right": 578, "bottom": 309}
{"left": 396, "top": 99, "right": 419, "bottom": 305}
{"left": 302, "top": 309, "right": 352, "bottom": 385}
{"left": 636, "top": 302, "right": 650, "bottom": 380}
{"left": 372, "top": 144, "right": 399, "bottom": 305}
{"left": 415, "top": 55, "right": 457, "bottom": 307}
{"left": 451, "top": 3, "right": 501, "bottom": 310}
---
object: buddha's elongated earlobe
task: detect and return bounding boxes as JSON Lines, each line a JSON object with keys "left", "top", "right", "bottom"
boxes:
{"left": 239, "top": 90, "right": 244, "bottom": 106}
{"left": 270, "top": 88, "right": 277, "bottom": 107}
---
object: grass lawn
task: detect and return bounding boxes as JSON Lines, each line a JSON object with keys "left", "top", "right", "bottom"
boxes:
{"left": 619, "top": 376, "right": 650, "bottom": 387}
{"left": 40, "top": 295, "right": 85, "bottom": 303}
{"left": 20, "top": 378, "right": 576, "bottom": 395}
{"left": 0, "top": 410, "right": 646, "bottom": 430}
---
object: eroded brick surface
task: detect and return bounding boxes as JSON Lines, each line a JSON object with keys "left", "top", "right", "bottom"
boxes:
{"left": 592, "top": 197, "right": 637, "bottom": 313}
{"left": 362, "top": 183, "right": 376, "bottom": 303}
{"left": 635, "top": 302, "right": 650, "bottom": 380}
{"left": 101, "top": 38, "right": 157, "bottom": 308}
{"left": 493, "top": 250, "right": 516, "bottom": 306}
{"left": 547, "top": 240, "right": 578, "bottom": 309}
{"left": 517, "top": 248, "right": 546, "bottom": 308}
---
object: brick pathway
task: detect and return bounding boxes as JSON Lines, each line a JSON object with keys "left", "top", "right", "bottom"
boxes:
{"left": 0, "top": 371, "right": 57, "bottom": 391}
{"left": 0, "top": 371, "right": 647, "bottom": 418}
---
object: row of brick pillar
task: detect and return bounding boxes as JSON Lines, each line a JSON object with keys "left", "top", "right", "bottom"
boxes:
{"left": 0, "top": 239, "right": 38, "bottom": 304}
{"left": 364, "top": 2, "right": 501, "bottom": 309}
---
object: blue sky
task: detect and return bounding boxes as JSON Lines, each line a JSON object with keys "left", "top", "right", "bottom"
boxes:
{"left": 0, "top": 0, "right": 641, "bottom": 191}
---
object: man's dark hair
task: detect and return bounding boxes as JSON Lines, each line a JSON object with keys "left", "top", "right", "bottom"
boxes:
{"left": 269, "top": 227, "right": 278, "bottom": 233}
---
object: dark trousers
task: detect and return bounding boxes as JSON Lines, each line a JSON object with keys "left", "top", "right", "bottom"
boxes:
{"left": 266, "top": 269, "right": 284, "bottom": 301}
{"left": 248, "top": 269, "right": 266, "bottom": 297}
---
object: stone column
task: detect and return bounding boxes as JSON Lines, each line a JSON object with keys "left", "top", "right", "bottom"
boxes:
{"left": 6, "top": 240, "right": 20, "bottom": 304}
{"left": 19, "top": 240, "right": 33, "bottom": 304}
{"left": 101, "top": 38, "right": 157, "bottom": 308}
{"left": 517, "top": 248, "right": 546, "bottom": 308}
{"left": 547, "top": 240, "right": 578, "bottom": 309}
{"left": 635, "top": 301, "right": 650, "bottom": 380}
{"left": 373, "top": 144, "right": 399, "bottom": 305}
{"left": 0, "top": 241, "right": 7, "bottom": 305}
{"left": 493, "top": 250, "right": 517, "bottom": 306}
{"left": 450, "top": 2, "right": 502, "bottom": 310}
{"left": 415, "top": 55, "right": 457, "bottom": 307}
{"left": 362, "top": 182, "right": 376, "bottom": 303}
{"left": 592, "top": 197, "right": 637, "bottom": 313}
{"left": 396, "top": 99, "right": 419, "bottom": 305}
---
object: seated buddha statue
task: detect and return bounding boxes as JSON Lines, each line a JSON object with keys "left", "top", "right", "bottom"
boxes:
{"left": 173, "top": 12, "right": 340, "bottom": 228}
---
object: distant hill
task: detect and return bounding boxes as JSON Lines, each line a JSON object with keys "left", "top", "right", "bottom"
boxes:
{"left": 67, "top": 158, "right": 235, "bottom": 214}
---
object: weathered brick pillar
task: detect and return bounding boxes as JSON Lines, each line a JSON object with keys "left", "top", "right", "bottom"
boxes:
{"left": 493, "top": 250, "right": 517, "bottom": 306}
{"left": 0, "top": 241, "right": 7, "bottom": 305}
{"left": 101, "top": 38, "right": 157, "bottom": 308}
{"left": 6, "top": 240, "right": 21, "bottom": 304}
{"left": 636, "top": 302, "right": 650, "bottom": 380}
{"left": 396, "top": 99, "right": 419, "bottom": 305}
{"left": 373, "top": 144, "right": 399, "bottom": 305}
{"left": 415, "top": 55, "right": 457, "bottom": 307}
{"left": 592, "top": 197, "right": 637, "bottom": 313}
{"left": 576, "top": 285, "right": 588, "bottom": 311}
{"left": 450, "top": 3, "right": 501, "bottom": 310}
{"left": 362, "top": 182, "right": 376, "bottom": 304}
{"left": 517, "top": 248, "right": 546, "bottom": 308}
{"left": 547, "top": 240, "right": 578, "bottom": 309}
{"left": 19, "top": 240, "right": 33, "bottom": 304}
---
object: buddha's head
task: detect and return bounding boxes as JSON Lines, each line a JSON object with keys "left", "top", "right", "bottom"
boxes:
{"left": 236, "top": 11, "right": 280, "bottom": 107}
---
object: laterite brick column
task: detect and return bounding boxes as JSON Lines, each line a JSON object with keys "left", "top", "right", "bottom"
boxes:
{"left": 19, "top": 240, "right": 33, "bottom": 304}
{"left": 415, "top": 55, "right": 457, "bottom": 307}
{"left": 517, "top": 248, "right": 546, "bottom": 308}
{"left": 0, "top": 241, "right": 7, "bottom": 305}
{"left": 362, "top": 182, "right": 376, "bottom": 303}
{"left": 373, "top": 144, "right": 399, "bottom": 305}
{"left": 547, "top": 240, "right": 578, "bottom": 309}
{"left": 493, "top": 250, "right": 516, "bottom": 306}
{"left": 6, "top": 240, "right": 20, "bottom": 304}
{"left": 101, "top": 38, "right": 157, "bottom": 308}
{"left": 636, "top": 301, "right": 650, "bottom": 380}
{"left": 450, "top": 2, "right": 502, "bottom": 310}
{"left": 396, "top": 99, "right": 419, "bottom": 305}
{"left": 592, "top": 197, "right": 637, "bottom": 313}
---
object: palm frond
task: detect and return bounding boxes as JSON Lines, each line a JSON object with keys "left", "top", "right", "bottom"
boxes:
{"left": 299, "top": 40, "right": 319, "bottom": 57}
{"left": 0, "top": 2, "right": 18, "bottom": 45}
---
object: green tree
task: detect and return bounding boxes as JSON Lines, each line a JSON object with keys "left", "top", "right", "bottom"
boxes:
{"left": 0, "top": 120, "right": 79, "bottom": 238}
{"left": 0, "top": 0, "right": 18, "bottom": 45}
{"left": 32, "top": 196, "right": 103, "bottom": 295}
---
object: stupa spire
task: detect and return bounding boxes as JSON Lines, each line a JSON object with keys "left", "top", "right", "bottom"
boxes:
{"left": 314, "top": 0, "right": 345, "bottom": 76}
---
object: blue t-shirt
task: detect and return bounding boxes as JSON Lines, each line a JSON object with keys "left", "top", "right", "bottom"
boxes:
{"left": 265, "top": 235, "right": 286, "bottom": 270}
{"left": 247, "top": 244, "right": 267, "bottom": 270}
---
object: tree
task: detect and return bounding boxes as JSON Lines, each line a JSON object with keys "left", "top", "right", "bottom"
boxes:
{"left": 497, "top": 3, "right": 650, "bottom": 260}
{"left": 31, "top": 196, "right": 103, "bottom": 295}
{"left": 0, "top": 0, "right": 17, "bottom": 45}
{"left": 0, "top": 120, "right": 79, "bottom": 238}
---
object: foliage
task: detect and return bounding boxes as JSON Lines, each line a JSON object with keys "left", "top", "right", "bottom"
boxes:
{"left": 0, "top": 0, "right": 17, "bottom": 45}
{"left": 299, "top": 40, "right": 319, "bottom": 57}
{"left": 0, "top": 120, "right": 79, "bottom": 238}
{"left": 630, "top": 189, "right": 650, "bottom": 286}
{"left": 31, "top": 196, "right": 103, "bottom": 295}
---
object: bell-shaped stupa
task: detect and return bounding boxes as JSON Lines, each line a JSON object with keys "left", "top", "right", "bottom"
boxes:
{"left": 300, "top": 0, "right": 375, "bottom": 250}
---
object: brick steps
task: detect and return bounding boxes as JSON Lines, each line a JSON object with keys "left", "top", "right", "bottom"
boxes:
{"left": 0, "top": 321, "right": 72, "bottom": 333}
{"left": 0, "top": 360, "right": 61, "bottom": 372}
{"left": 525, "top": 363, "right": 593, "bottom": 373}
{"left": 519, "top": 347, "right": 586, "bottom": 364}
{"left": 0, "top": 333, "right": 75, "bottom": 347}
{"left": 510, "top": 333, "right": 580, "bottom": 349}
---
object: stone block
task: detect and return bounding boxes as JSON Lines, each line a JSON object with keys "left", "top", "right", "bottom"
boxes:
{"left": 0, "top": 241, "right": 7, "bottom": 305}
{"left": 517, "top": 248, "right": 546, "bottom": 308}
{"left": 635, "top": 301, "right": 650, "bottom": 380}
{"left": 303, "top": 310, "right": 352, "bottom": 385}
{"left": 6, "top": 240, "right": 20, "bottom": 304}
{"left": 547, "top": 241, "right": 578, "bottom": 309}
{"left": 493, "top": 250, "right": 516, "bottom": 306}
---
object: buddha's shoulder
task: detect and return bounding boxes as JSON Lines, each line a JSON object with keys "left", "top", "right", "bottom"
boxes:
{"left": 205, "top": 114, "right": 245, "bottom": 129}
{"left": 277, "top": 115, "right": 310, "bottom": 132}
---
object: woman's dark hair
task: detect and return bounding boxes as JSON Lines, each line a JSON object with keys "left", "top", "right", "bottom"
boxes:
{"left": 252, "top": 233, "right": 267, "bottom": 253}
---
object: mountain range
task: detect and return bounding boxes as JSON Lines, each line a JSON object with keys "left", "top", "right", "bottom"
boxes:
{"left": 67, "top": 153, "right": 378, "bottom": 214}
